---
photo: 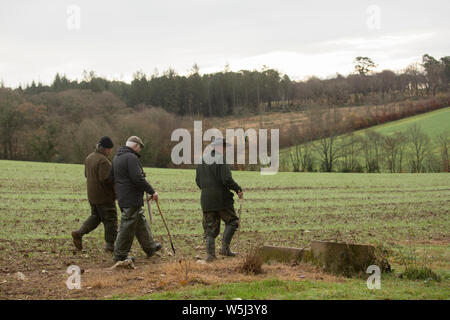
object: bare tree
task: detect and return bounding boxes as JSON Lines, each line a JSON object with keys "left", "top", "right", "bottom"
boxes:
{"left": 311, "top": 106, "right": 344, "bottom": 172}
{"left": 435, "top": 131, "right": 449, "bottom": 172}
{"left": 406, "top": 124, "right": 432, "bottom": 173}
{"left": 340, "top": 132, "right": 363, "bottom": 172}
{"left": 382, "top": 131, "right": 406, "bottom": 173}
{"left": 289, "top": 143, "right": 313, "bottom": 172}
{"left": 422, "top": 54, "right": 445, "bottom": 95}
{"left": 378, "top": 70, "right": 396, "bottom": 102}
{"left": 286, "top": 119, "right": 314, "bottom": 172}
{"left": 404, "top": 63, "right": 426, "bottom": 98}
{"left": 361, "top": 130, "right": 383, "bottom": 173}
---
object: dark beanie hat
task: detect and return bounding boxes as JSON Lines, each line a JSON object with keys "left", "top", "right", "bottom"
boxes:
{"left": 98, "top": 136, "right": 114, "bottom": 148}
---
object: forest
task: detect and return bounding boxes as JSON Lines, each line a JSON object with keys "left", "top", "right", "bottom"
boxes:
{"left": 0, "top": 54, "right": 449, "bottom": 170}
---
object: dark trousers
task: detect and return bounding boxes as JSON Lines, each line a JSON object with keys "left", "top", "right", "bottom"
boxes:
{"left": 202, "top": 207, "right": 239, "bottom": 239}
{"left": 79, "top": 202, "right": 118, "bottom": 244}
{"left": 114, "top": 206, "right": 157, "bottom": 261}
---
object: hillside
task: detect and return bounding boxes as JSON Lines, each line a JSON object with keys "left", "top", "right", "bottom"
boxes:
{"left": 280, "top": 107, "right": 450, "bottom": 172}
{"left": 356, "top": 106, "right": 450, "bottom": 139}
{"left": 210, "top": 95, "right": 449, "bottom": 133}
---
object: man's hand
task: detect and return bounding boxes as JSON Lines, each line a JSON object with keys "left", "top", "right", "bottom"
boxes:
{"left": 237, "top": 191, "right": 243, "bottom": 199}
{"left": 151, "top": 191, "right": 159, "bottom": 202}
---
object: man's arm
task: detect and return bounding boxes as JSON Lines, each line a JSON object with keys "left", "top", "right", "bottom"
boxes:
{"left": 195, "top": 166, "right": 201, "bottom": 189}
{"left": 107, "top": 162, "right": 115, "bottom": 184}
{"left": 98, "top": 159, "right": 113, "bottom": 184}
{"left": 219, "top": 163, "right": 242, "bottom": 194}
{"left": 127, "top": 156, "right": 155, "bottom": 195}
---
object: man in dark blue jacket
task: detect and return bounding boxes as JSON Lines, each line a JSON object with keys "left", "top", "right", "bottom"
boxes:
{"left": 110, "top": 136, "right": 161, "bottom": 262}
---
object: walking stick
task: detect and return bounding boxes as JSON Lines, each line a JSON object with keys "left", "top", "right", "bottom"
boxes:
{"left": 146, "top": 193, "right": 153, "bottom": 225}
{"left": 235, "top": 197, "right": 243, "bottom": 244}
{"left": 155, "top": 199, "right": 176, "bottom": 255}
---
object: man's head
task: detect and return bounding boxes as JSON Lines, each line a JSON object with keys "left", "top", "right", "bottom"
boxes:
{"left": 97, "top": 136, "right": 114, "bottom": 156}
{"left": 126, "top": 136, "right": 145, "bottom": 153}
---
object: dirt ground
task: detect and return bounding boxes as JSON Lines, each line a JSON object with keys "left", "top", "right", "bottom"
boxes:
{"left": 1, "top": 238, "right": 449, "bottom": 299}
{"left": 0, "top": 238, "right": 344, "bottom": 300}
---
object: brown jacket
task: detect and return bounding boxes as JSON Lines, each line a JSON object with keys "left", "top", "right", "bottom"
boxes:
{"left": 85, "top": 150, "right": 116, "bottom": 204}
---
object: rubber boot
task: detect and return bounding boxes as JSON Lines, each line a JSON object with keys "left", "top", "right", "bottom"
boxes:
{"left": 146, "top": 242, "right": 162, "bottom": 258}
{"left": 72, "top": 215, "right": 99, "bottom": 251}
{"left": 205, "top": 237, "right": 217, "bottom": 262}
{"left": 114, "top": 255, "right": 136, "bottom": 262}
{"left": 105, "top": 242, "right": 115, "bottom": 253}
{"left": 219, "top": 224, "right": 237, "bottom": 257}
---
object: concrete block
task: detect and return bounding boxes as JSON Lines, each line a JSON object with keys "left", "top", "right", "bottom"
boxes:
{"left": 310, "top": 241, "right": 378, "bottom": 276}
{"left": 257, "top": 245, "right": 305, "bottom": 263}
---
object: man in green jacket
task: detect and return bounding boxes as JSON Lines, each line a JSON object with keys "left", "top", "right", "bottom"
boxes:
{"left": 72, "top": 136, "right": 118, "bottom": 252}
{"left": 196, "top": 138, "right": 243, "bottom": 262}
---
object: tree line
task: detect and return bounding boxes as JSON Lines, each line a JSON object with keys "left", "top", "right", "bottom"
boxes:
{"left": 0, "top": 87, "right": 190, "bottom": 167}
{"left": 17, "top": 54, "right": 450, "bottom": 117}
{"left": 0, "top": 54, "right": 449, "bottom": 168}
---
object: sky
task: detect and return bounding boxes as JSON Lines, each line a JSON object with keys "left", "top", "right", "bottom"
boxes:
{"left": 0, "top": 0, "right": 449, "bottom": 88}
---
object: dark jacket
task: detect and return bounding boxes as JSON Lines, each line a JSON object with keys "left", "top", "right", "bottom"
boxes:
{"left": 84, "top": 150, "right": 116, "bottom": 205}
{"left": 109, "top": 146, "right": 155, "bottom": 208}
{"left": 195, "top": 150, "right": 242, "bottom": 212}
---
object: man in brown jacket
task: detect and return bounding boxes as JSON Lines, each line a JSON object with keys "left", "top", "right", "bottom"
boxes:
{"left": 71, "top": 136, "right": 118, "bottom": 252}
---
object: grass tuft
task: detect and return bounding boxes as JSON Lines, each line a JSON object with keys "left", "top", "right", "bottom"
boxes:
{"left": 237, "top": 247, "right": 264, "bottom": 275}
{"left": 400, "top": 267, "right": 441, "bottom": 282}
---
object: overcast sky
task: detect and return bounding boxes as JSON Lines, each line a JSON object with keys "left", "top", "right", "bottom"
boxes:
{"left": 1, "top": 0, "right": 449, "bottom": 87}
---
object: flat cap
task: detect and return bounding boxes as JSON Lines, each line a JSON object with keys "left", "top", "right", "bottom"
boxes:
{"left": 127, "top": 136, "right": 144, "bottom": 149}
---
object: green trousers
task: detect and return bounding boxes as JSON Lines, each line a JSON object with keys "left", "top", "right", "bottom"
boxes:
{"left": 202, "top": 207, "right": 239, "bottom": 239}
{"left": 114, "top": 206, "right": 158, "bottom": 261}
{"left": 78, "top": 202, "right": 118, "bottom": 245}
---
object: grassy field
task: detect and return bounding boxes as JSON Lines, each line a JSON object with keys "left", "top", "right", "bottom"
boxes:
{"left": 135, "top": 276, "right": 449, "bottom": 300}
{"left": 0, "top": 159, "right": 449, "bottom": 299}
{"left": 345, "top": 106, "right": 450, "bottom": 139}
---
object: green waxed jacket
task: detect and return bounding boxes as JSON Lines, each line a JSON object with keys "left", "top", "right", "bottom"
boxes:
{"left": 84, "top": 149, "right": 116, "bottom": 205}
{"left": 195, "top": 150, "right": 242, "bottom": 212}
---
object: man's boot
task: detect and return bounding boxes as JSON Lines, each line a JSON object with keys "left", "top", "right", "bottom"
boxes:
{"left": 71, "top": 231, "right": 83, "bottom": 251}
{"left": 146, "top": 242, "right": 162, "bottom": 258}
{"left": 205, "top": 237, "right": 217, "bottom": 262}
{"left": 219, "top": 224, "right": 237, "bottom": 257}
{"left": 72, "top": 214, "right": 99, "bottom": 251}
{"left": 105, "top": 242, "right": 115, "bottom": 253}
{"left": 114, "top": 255, "right": 136, "bottom": 262}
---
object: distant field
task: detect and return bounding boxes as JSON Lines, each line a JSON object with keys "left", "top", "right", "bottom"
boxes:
{"left": 0, "top": 160, "right": 448, "bottom": 299}
{"left": 350, "top": 106, "right": 450, "bottom": 139}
